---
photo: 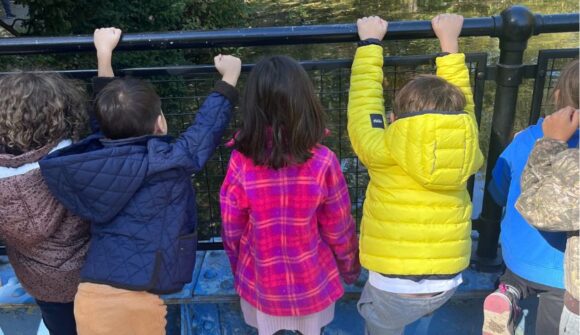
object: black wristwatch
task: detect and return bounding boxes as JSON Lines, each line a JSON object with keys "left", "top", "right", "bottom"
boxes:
{"left": 357, "top": 38, "right": 383, "bottom": 47}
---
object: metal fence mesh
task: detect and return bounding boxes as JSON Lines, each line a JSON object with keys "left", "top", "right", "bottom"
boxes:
{"left": 93, "top": 56, "right": 485, "bottom": 243}
{"left": 0, "top": 50, "right": 575, "bottom": 252}
{"left": 538, "top": 56, "right": 578, "bottom": 116}
{"left": 529, "top": 49, "right": 579, "bottom": 125}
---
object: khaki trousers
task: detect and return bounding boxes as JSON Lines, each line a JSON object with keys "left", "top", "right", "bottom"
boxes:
{"left": 74, "top": 283, "right": 167, "bottom": 335}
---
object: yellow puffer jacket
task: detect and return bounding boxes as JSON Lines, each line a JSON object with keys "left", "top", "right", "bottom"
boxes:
{"left": 347, "top": 45, "right": 484, "bottom": 276}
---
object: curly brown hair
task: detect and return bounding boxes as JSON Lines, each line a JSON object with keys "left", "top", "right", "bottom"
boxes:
{"left": 0, "top": 72, "right": 88, "bottom": 155}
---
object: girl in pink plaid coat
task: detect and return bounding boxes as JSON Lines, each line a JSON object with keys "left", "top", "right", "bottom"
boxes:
{"left": 220, "top": 55, "right": 361, "bottom": 335}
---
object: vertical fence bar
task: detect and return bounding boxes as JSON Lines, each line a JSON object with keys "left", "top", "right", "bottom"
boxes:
{"left": 529, "top": 49, "right": 580, "bottom": 125}
{"left": 529, "top": 52, "right": 551, "bottom": 125}
{"left": 475, "top": 6, "right": 536, "bottom": 264}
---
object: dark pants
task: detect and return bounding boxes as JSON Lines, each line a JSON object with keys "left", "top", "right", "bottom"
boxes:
{"left": 501, "top": 269, "right": 565, "bottom": 335}
{"left": 36, "top": 300, "right": 77, "bottom": 335}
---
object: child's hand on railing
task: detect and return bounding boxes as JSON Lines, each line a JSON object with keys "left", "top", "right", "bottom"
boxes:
{"left": 356, "top": 16, "right": 388, "bottom": 41}
{"left": 94, "top": 27, "right": 122, "bottom": 55}
{"left": 432, "top": 14, "right": 463, "bottom": 54}
{"left": 214, "top": 54, "right": 242, "bottom": 87}
{"left": 542, "top": 106, "right": 580, "bottom": 142}
{"left": 94, "top": 27, "right": 122, "bottom": 77}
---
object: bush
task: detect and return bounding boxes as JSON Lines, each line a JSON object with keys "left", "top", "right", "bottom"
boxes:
{"left": 5, "top": 0, "right": 249, "bottom": 71}
{"left": 16, "top": 0, "right": 246, "bottom": 35}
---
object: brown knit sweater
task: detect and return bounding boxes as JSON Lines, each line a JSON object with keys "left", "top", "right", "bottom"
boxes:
{"left": 0, "top": 143, "right": 90, "bottom": 302}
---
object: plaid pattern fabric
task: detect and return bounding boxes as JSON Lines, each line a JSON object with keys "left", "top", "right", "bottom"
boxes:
{"left": 220, "top": 145, "right": 360, "bottom": 316}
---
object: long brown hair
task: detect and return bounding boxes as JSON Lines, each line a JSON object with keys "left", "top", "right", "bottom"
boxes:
{"left": 552, "top": 59, "right": 579, "bottom": 110}
{"left": 234, "top": 56, "right": 326, "bottom": 169}
{"left": 0, "top": 72, "right": 87, "bottom": 155}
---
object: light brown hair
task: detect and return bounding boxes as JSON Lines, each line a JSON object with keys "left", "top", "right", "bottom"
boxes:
{"left": 552, "top": 59, "right": 579, "bottom": 110}
{"left": 393, "top": 75, "right": 466, "bottom": 116}
{"left": 0, "top": 72, "right": 88, "bottom": 155}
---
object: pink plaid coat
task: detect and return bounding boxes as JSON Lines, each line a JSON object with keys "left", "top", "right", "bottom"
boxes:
{"left": 220, "top": 145, "right": 360, "bottom": 316}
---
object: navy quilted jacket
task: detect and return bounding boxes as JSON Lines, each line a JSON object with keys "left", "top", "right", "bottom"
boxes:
{"left": 39, "top": 79, "right": 237, "bottom": 294}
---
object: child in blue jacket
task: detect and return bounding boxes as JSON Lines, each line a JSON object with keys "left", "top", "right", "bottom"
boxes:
{"left": 482, "top": 59, "right": 578, "bottom": 335}
{"left": 39, "top": 28, "right": 241, "bottom": 334}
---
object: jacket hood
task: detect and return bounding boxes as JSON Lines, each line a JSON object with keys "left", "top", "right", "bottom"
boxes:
{"left": 39, "top": 135, "right": 165, "bottom": 224}
{"left": 0, "top": 141, "right": 71, "bottom": 170}
{"left": 0, "top": 141, "right": 74, "bottom": 182}
{"left": 384, "top": 111, "right": 484, "bottom": 190}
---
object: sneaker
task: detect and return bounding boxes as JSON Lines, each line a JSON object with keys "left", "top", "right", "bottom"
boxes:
{"left": 482, "top": 283, "right": 522, "bottom": 335}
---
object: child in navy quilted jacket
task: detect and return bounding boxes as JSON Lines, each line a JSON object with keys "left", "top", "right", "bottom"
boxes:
{"left": 39, "top": 27, "right": 241, "bottom": 335}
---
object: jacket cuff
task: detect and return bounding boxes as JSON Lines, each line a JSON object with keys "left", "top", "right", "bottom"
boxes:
{"left": 537, "top": 137, "right": 568, "bottom": 149}
{"left": 435, "top": 53, "right": 465, "bottom": 66}
{"left": 357, "top": 38, "right": 382, "bottom": 47}
{"left": 213, "top": 80, "right": 239, "bottom": 106}
{"left": 92, "top": 77, "right": 117, "bottom": 97}
{"left": 529, "top": 137, "right": 569, "bottom": 165}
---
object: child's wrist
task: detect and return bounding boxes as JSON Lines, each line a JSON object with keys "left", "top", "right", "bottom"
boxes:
{"left": 439, "top": 39, "right": 459, "bottom": 54}
{"left": 97, "top": 53, "right": 114, "bottom": 77}
{"left": 359, "top": 35, "right": 384, "bottom": 41}
{"left": 221, "top": 74, "right": 239, "bottom": 87}
{"left": 97, "top": 46, "right": 113, "bottom": 54}
{"left": 97, "top": 50, "right": 112, "bottom": 61}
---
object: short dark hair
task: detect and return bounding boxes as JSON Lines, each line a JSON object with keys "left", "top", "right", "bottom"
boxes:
{"left": 95, "top": 78, "right": 161, "bottom": 139}
{"left": 234, "top": 56, "right": 326, "bottom": 169}
{"left": 394, "top": 75, "right": 466, "bottom": 116}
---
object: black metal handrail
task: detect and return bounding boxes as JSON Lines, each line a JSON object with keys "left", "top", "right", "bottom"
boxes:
{"left": 0, "top": 12, "right": 576, "bottom": 55}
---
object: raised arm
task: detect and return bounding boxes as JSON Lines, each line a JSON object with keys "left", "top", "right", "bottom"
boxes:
{"left": 94, "top": 27, "right": 121, "bottom": 78}
{"left": 173, "top": 55, "right": 241, "bottom": 172}
{"left": 90, "top": 27, "right": 122, "bottom": 134}
{"left": 516, "top": 107, "right": 580, "bottom": 232}
{"left": 432, "top": 14, "right": 475, "bottom": 121}
{"left": 347, "top": 16, "right": 389, "bottom": 168}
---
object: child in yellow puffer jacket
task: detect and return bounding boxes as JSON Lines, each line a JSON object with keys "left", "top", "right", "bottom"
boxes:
{"left": 348, "top": 14, "right": 484, "bottom": 335}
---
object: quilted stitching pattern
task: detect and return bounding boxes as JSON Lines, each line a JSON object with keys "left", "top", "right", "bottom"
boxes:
{"left": 40, "top": 92, "right": 233, "bottom": 293}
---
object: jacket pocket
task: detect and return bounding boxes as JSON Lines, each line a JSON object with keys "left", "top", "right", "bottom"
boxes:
{"left": 177, "top": 231, "right": 198, "bottom": 284}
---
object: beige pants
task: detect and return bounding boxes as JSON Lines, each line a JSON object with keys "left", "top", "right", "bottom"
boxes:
{"left": 74, "top": 283, "right": 167, "bottom": 335}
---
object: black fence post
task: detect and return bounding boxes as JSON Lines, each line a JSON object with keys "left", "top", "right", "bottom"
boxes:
{"left": 475, "top": 6, "right": 536, "bottom": 266}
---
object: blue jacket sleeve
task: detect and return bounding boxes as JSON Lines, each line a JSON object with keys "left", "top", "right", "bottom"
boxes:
{"left": 173, "top": 80, "right": 238, "bottom": 173}
{"left": 488, "top": 149, "right": 512, "bottom": 207}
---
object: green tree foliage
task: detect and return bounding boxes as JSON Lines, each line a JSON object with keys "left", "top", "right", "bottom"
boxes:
{"left": 2, "top": 1, "right": 249, "bottom": 239}
{"left": 6, "top": 0, "right": 248, "bottom": 69}
{"left": 18, "top": 0, "right": 248, "bottom": 35}
{"left": 18, "top": 0, "right": 185, "bottom": 35}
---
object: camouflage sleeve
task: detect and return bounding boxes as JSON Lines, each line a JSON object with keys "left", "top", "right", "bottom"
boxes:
{"left": 516, "top": 138, "right": 580, "bottom": 232}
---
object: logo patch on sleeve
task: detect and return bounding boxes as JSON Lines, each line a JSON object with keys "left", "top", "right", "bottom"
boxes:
{"left": 370, "top": 114, "right": 385, "bottom": 129}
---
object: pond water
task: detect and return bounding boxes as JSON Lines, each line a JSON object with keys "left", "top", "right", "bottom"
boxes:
{"left": 238, "top": 0, "right": 578, "bottom": 135}
{"left": 244, "top": 0, "right": 578, "bottom": 64}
